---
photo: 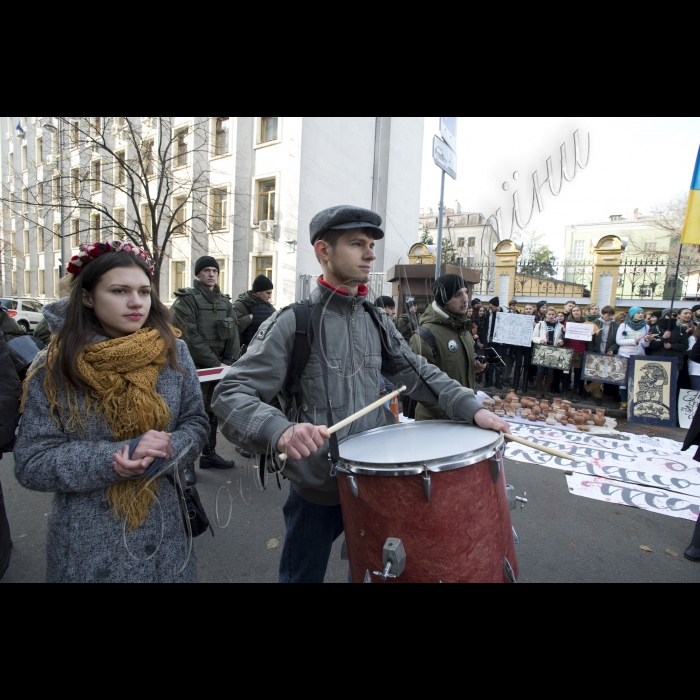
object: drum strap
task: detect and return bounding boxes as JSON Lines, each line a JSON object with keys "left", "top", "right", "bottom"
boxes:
{"left": 416, "top": 326, "right": 438, "bottom": 359}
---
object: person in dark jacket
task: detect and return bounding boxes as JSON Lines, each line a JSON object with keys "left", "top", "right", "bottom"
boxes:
{"left": 171, "top": 256, "right": 239, "bottom": 485}
{"left": 0, "top": 330, "right": 24, "bottom": 580}
{"left": 0, "top": 305, "right": 25, "bottom": 341}
{"left": 397, "top": 299, "right": 419, "bottom": 342}
{"left": 647, "top": 312, "right": 688, "bottom": 382}
{"left": 681, "top": 361, "right": 700, "bottom": 562}
{"left": 233, "top": 275, "right": 277, "bottom": 354}
{"left": 585, "top": 306, "right": 620, "bottom": 405}
{"left": 484, "top": 297, "right": 505, "bottom": 391}
{"left": 375, "top": 296, "right": 397, "bottom": 322}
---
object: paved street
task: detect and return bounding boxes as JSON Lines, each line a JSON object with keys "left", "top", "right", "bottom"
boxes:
{"left": 2, "top": 424, "right": 699, "bottom": 584}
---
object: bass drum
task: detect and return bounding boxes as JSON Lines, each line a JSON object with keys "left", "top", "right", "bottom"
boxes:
{"left": 337, "top": 422, "right": 518, "bottom": 584}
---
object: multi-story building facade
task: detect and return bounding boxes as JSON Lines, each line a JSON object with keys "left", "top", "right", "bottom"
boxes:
{"left": 418, "top": 202, "right": 499, "bottom": 268}
{"left": 1, "top": 117, "right": 424, "bottom": 308}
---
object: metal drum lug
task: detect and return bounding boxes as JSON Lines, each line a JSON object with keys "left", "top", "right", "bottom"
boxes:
{"left": 504, "top": 558, "right": 517, "bottom": 584}
{"left": 373, "top": 539, "right": 407, "bottom": 581}
{"left": 347, "top": 475, "right": 360, "bottom": 499}
{"left": 423, "top": 468, "right": 432, "bottom": 503}
{"left": 364, "top": 570, "right": 372, "bottom": 584}
{"left": 512, "top": 527, "right": 520, "bottom": 545}
{"left": 507, "top": 485, "right": 528, "bottom": 511}
{"left": 491, "top": 451, "right": 503, "bottom": 484}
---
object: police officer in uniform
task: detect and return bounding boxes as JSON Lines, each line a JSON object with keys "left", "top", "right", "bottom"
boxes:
{"left": 233, "top": 275, "right": 277, "bottom": 355}
{"left": 171, "top": 256, "right": 239, "bottom": 486}
{"left": 410, "top": 275, "right": 487, "bottom": 421}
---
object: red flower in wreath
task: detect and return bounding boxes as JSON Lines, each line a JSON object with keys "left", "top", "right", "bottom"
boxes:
{"left": 67, "top": 240, "right": 155, "bottom": 278}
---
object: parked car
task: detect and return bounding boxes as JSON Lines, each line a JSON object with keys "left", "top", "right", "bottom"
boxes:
{"left": 0, "top": 299, "right": 44, "bottom": 333}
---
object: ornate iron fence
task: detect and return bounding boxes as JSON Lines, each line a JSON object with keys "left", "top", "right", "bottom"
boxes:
{"left": 617, "top": 257, "right": 700, "bottom": 302}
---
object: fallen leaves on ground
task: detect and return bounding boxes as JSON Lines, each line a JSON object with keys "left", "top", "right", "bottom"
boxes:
{"left": 630, "top": 527, "right": 639, "bottom": 532}
{"left": 666, "top": 550, "right": 680, "bottom": 558}
{"left": 640, "top": 546, "right": 653, "bottom": 553}
{"left": 267, "top": 539, "right": 280, "bottom": 550}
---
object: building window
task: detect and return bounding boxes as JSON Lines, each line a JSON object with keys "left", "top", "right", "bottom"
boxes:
{"left": 39, "top": 230, "right": 46, "bottom": 253}
{"left": 172, "top": 260, "right": 187, "bottom": 296}
{"left": 214, "top": 118, "right": 230, "bottom": 156}
{"left": 52, "top": 176, "right": 61, "bottom": 204}
{"left": 142, "top": 140, "right": 154, "bottom": 178}
{"left": 21, "top": 144, "right": 28, "bottom": 171}
{"left": 71, "top": 219, "right": 80, "bottom": 248}
{"left": 458, "top": 238, "right": 465, "bottom": 248}
{"left": 71, "top": 121, "right": 80, "bottom": 148}
{"left": 92, "top": 214, "right": 102, "bottom": 243}
{"left": 573, "top": 241, "right": 585, "bottom": 259}
{"left": 255, "top": 256, "right": 273, "bottom": 286}
{"left": 39, "top": 271, "right": 46, "bottom": 297}
{"left": 644, "top": 242, "right": 657, "bottom": 254}
{"left": 257, "top": 179, "right": 276, "bottom": 223}
{"left": 24, "top": 229, "right": 30, "bottom": 253}
{"left": 113, "top": 208, "right": 126, "bottom": 237}
{"left": 91, "top": 161, "right": 102, "bottom": 193}
{"left": 72, "top": 168, "right": 80, "bottom": 200}
{"left": 115, "top": 151, "right": 126, "bottom": 186}
{"left": 53, "top": 223, "right": 61, "bottom": 254}
{"left": 141, "top": 205, "right": 152, "bottom": 240}
{"left": 172, "top": 196, "right": 188, "bottom": 236}
{"left": 36, "top": 137, "right": 43, "bottom": 164}
{"left": 174, "top": 128, "right": 188, "bottom": 168}
{"left": 260, "top": 117, "right": 278, "bottom": 144}
{"left": 469, "top": 214, "right": 479, "bottom": 225}
{"left": 468, "top": 237, "right": 476, "bottom": 248}
{"left": 211, "top": 189, "right": 228, "bottom": 231}
{"left": 24, "top": 270, "right": 31, "bottom": 296}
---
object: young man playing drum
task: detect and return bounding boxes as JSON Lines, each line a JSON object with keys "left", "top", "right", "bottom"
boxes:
{"left": 212, "top": 205, "right": 510, "bottom": 584}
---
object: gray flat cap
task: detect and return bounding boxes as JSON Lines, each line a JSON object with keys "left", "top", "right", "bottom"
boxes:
{"left": 310, "top": 205, "right": 384, "bottom": 245}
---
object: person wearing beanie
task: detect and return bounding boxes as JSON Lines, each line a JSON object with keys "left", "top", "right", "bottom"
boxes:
{"left": 410, "top": 275, "right": 487, "bottom": 421}
{"left": 693, "top": 305, "right": 700, "bottom": 326}
{"left": 212, "top": 204, "right": 509, "bottom": 583}
{"left": 233, "top": 275, "right": 277, "bottom": 358}
{"left": 171, "top": 256, "right": 239, "bottom": 485}
{"left": 375, "top": 296, "right": 397, "bottom": 321}
{"left": 483, "top": 297, "right": 505, "bottom": 391}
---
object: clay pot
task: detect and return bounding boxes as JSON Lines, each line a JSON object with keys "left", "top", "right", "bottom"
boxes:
{"left": 546, "top": 416, "right": 557, "bottom": 426}
{"left": 559, "top": 415, "right": 569, "bottom": 427}
{"left": 521, "top": 397, "right": 535, "bottom": 409}
{"left": 553, "top": 398, "right": 562, "bottom": 408}
{"left": 574, "top": 413, "right": 585, "bottom": 430}
{"left": 540, "top": 400, "right": 550, "bottom": 412}
{"left": 521, "top": 410, "right": 530, "bottom": 420}
{"left": 531, "top": 406, "right": 540, "bottom": 417}
{"left": 529, "top": 413, "right": 538, "bottom": 422}
{"left": 582, "top": 409, "right": 593, "bottom": 422}
{"left": 538, "top": 415, "right": 546, "bottom": 422}
{"left": 580, "top": 425, "right": 590, "bottom": 432}
{"left": 562, "top": 401, "right": 572, "bottom": 412}
{"left": 593, "top": 411, "right": 606, "bottom": 427}
{"left": 495, "top": 410, "right": 506, "bottom": 418}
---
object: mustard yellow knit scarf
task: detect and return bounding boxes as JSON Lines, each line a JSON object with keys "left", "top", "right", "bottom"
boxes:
{"left": 29, "top": 328, "right": 176, "bottom": 530}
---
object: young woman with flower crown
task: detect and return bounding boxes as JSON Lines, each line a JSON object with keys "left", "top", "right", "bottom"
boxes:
{"left": 14, "top": 242, "right": 209, "bottom": 583}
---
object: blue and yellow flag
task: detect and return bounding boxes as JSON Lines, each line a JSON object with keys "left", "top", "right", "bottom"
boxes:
{"left": 681, "top": 147, "right": 700, "bottom": 245}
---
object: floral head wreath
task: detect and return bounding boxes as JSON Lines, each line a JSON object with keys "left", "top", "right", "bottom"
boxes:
{"left": 67, "top": 241, "right": 155, "bottom": 278}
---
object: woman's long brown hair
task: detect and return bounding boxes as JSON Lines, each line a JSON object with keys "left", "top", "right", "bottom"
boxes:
{"left": 48, "top": 252, "right": 183, "bottom": 392}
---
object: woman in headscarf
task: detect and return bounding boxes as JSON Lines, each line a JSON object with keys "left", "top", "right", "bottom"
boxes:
{"left": 615, "top": 307, "right": 653, "bottom": 411}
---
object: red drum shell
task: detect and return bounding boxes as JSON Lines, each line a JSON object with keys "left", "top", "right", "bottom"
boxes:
{"left": 339, "top": 456, "right": 518, "bottom": 584}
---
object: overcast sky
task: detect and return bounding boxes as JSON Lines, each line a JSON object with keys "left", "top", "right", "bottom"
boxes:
{"left": 419, "top": 117, "right": 700, "bottom": 257}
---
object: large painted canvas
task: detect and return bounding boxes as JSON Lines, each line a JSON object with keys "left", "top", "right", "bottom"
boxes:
{"left": 531, "top": 345, "right": 574, "bottom": 371}
{"left": 628, "top": 357, "right": 677, "bottom": 427}
{"left": 678, "top": 389, "right": 700, "bottom": 430}
{"left": 581, "top": 352, "right": 629, "bottom": 387}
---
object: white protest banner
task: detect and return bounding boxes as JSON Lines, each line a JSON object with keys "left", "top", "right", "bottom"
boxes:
{"left": 678, "top": 389, "right": 700, "bottom": 430}
{"left": 503, "top": 423, "right": 700, "bottom": 521}
{"left": 566, "top": 473, "right": 700, "bottom": 523}
{"left": 197, "top": 366, "right": 231, "bottom": 384}
{"left": 492, "top": 313, "right": 535, "bottom": 347}
{"left": 565, "top": 322, "right": 594, "bottom": 342}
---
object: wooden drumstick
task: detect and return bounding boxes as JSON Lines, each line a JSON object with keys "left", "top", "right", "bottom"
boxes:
{"left": 278, "top": 386, "right": 407, "bottom": 462}
{"left": 505, "top": 434, "right": 579, "bottom": 463}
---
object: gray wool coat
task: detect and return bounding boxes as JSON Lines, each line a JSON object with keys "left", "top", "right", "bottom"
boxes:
{"left": 14, "top": 301, "right": 210, "bottom": 584}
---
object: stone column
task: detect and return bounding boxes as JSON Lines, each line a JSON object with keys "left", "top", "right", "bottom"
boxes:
{"left": 494, "top": 240, "right": 522, "bottom": 303}
{"left": 591, "top": 235, "right": 625, "bottom": 310}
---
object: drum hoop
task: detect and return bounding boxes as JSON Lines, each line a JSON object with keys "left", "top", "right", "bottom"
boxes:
{"left": 337, "top": 423, "right": 505, "bottom": 477}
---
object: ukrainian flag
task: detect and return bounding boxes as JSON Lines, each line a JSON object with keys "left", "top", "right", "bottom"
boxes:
{"left": 682, "top": 147, "right": 700, "bottom": 245}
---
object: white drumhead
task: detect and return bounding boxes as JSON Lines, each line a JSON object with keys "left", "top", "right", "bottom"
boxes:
{"left": 338, "top": 422, "right": 503, "bottom": 475}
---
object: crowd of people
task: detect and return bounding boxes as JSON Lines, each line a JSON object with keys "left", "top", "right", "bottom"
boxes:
{"left": 1, "top": 204, "right": 699, "bottom": 583}
{"left": 464, "top": 298, "right": 700, "bottom": 410}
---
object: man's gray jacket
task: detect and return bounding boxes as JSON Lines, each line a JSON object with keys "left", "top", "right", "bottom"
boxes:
{"left": 212, "top": 282, "right": 484, "bottom": 506}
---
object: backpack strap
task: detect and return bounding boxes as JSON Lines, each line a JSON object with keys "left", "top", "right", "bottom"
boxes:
{"left": 362, "top": 301, "right": 401, "bottom": 375}
{"left": 417, "top": 326, "right": 438, "bottom": 359}
{"left": 285, "top": 301, "right": 314, "bottom": 406}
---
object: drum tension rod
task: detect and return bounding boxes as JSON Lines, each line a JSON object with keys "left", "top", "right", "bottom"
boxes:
{"left": 423, "top": 468, "right": 432, "bottom": 503}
